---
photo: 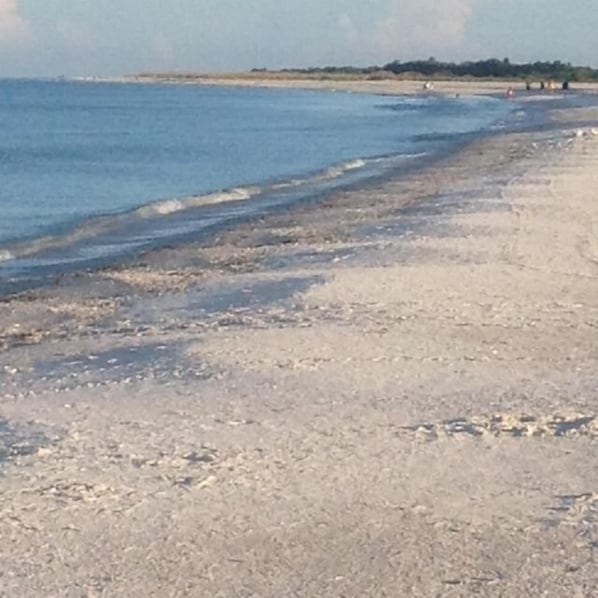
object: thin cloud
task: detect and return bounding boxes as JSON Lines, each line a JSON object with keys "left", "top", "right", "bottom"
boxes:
{"left": 0, "top": 0, "right": 26, "bottom": 41}
{"left": 338, "top": 0, "right": 478, "bottom": 63}
{"left": 377, "top": 0, "right": 475, "bottom": 56}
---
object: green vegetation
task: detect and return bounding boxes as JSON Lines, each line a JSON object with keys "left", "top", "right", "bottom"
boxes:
{"left": 274, "top": 58, "right": 598, "bottom": 82}
{"left": 136, "top": 58, "right": 598, "bottom": 85}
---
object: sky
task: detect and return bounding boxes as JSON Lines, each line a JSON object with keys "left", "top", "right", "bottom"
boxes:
{"left": 0, "top": 0, "right": 597, "bottom": 77}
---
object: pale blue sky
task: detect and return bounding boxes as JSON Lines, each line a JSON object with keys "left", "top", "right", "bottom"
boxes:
{"left": 0, "top": 0, "right": 597, "bottom": 76}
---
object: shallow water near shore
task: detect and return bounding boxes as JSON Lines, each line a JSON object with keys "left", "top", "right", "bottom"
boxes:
{"left": 0, "top": 80, "right": 515, "bottom": 292}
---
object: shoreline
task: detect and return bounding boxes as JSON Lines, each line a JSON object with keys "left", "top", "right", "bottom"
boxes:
{"left": 6, "top": 87, "right": 598, "bottom": 299}
{"left": 1, "top": 96, "right": 598, "bottom": 594}
{"left": 125, "top": 72, "right": 598, "bottom": 98}
{"left": 4, "top": 82, "right": 597, "bottom": 299}
{"left": 0, "top": 88, "right": 515, "bottom": 297}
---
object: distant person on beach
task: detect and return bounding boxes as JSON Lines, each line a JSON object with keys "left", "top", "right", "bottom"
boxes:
{"left": 540, "top": 81, "right": 545, "bottom": 90}
{"left": 562, "top": 80, "right": 569, "bottom": 91}
{"left": 507, "top": 86, "right": 514, "bottom": 98}
{"left": 525, "top": 81, "right": 532, "bottom": 91}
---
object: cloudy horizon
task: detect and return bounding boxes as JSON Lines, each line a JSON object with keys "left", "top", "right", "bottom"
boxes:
{"left": 1, "top": 0, "right": 597, "bottom": 77}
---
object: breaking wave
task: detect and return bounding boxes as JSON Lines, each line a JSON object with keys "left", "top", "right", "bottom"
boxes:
{"left": 0, "top": 153, "right": 422, "bottom": 269}
{"left": 0, "top": 250, "right": 14, "bottom": 263}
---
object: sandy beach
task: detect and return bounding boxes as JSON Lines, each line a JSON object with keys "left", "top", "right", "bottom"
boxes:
{"left": 129, "top": 72, "right": 598, "bottom": 98}
{"left": 1, "top": 90, "right": 598, "bottom": 596}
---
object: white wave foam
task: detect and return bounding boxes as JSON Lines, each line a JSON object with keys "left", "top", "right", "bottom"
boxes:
{"left": 322, "top": 158, "right": 367, "bottom": 180}
{"left": 136, "top": 186, "right": 257, "bottom": 218}
{"left": 190, "top": 187, "right": 256, "bottom": 207}
{"left": 0, "top": 249, "right": 14, "bottom": 262}
{"left": 343, "top": 158, "right": 366, "bottom": 170}
{"left": 148, "top": 199, "right": 185, "bottom": 215}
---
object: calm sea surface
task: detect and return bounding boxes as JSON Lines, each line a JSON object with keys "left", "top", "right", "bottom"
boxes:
{"left": 0, "top": 80, "right": 511, "bottom": 287}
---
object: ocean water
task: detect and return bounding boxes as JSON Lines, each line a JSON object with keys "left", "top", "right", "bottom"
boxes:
{"left": 0, "top": 79, "right": 511, "bottom": 288}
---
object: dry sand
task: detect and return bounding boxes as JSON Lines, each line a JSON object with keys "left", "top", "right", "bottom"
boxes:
{"left": 1, "top": 106, "right": 598, "bottom": 596}
{"left": 130, "top": 73, "right": 598, "bottom": 99}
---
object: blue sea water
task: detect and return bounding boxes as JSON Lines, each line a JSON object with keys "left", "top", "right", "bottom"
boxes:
{"left": 0, "top": 79, "right": 511, "bottom": 287}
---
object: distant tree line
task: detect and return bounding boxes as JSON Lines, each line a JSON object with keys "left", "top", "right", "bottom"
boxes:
{"left": 269, "top": 58, "right": 598, "bottom": 82}
{"left": 383, "top": 58, "right": 598, "bottom": 81}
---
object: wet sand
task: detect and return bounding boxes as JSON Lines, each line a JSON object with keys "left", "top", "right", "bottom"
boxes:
{"left": 1, "top": 101, "right": 598, "bottom": 596}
